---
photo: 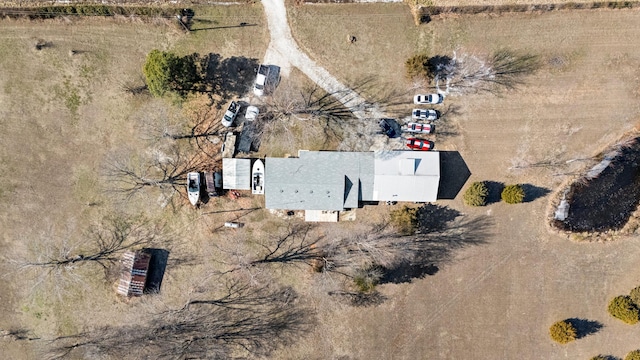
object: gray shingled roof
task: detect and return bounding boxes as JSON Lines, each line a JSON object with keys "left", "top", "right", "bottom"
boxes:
{"left": 265, "top": 152, "right": 374, "bottom": 211}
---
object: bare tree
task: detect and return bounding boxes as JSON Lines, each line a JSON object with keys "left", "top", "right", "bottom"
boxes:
{"left": 215, "top": 222, "right": 325, "bottom": 277}
{"left": 256, "top": 84, "right": 374, "bottom": 151}
{"left": 103, "top": 144, "right": 210, "bottom": 201}
{"left": 47, "top": 281, "right": 312, "bottom": 360}
{"left": 17, "top": 214, "right": 166, "bottom": 273}
{"left": 434, "top": 49, "right": 540, "bottom": 95}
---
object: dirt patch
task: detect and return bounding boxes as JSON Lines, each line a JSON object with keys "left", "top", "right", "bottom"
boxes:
{"left": 552, "top": 137, "right": 640, "bottom": 233}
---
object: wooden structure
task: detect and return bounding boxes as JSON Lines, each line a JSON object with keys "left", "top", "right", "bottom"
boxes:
{"left": 117, "top": 251, "right": 151, "bottom": 297}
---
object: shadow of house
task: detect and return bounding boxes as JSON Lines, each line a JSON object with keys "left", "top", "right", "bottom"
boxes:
{"left": 437, "top": 151, "right": 471, "bottom": 200}
{"left": 144, "top": 248, "right": 169, "bottom": 294}
{"left": 522, "top": 184, "right": 551, "bottom": 203}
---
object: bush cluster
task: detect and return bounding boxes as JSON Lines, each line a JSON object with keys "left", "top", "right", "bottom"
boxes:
{"left": 390, "top": 205, "right": 418, "bottom": 235}
{"left": 630, "top": 286, "right": 640, "bottom": 306}
{"left": 501, "top": 184, "right": 525, "bottom": 204}
{"left": 353, "top": 266, "right": 383, "bottom": 293}
{"left": 463, "top": 181, "right": 488, "bottom": 206}
{"left": 589, "top": 355, "right": 610, "bottom": 360}
{"left": 608, "top": 295, "right": 640, "bottom": 324}
{"left": 6, "top": 6, "right": 176, "bottom": 19}
{"left": 405, "top": 54, "right": 434, "bottom": 81}
{"left": 626, "top": 350, "right": 640, "bottom": 360}
{"left": 548, "top": 320, "right": 577, "bottom": 344}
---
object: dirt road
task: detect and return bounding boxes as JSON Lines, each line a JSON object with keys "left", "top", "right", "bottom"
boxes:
{"left": 261, "top": 0, "right": 381, "bottom": 119}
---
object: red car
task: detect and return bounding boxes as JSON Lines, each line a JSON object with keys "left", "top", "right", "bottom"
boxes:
{"left": 406, "top": 138, "right": 434, "bottom": 151}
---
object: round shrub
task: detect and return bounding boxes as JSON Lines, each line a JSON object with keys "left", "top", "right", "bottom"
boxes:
{"left": 590, "top": 356, "right": 611, "bottom": 360}
{"left": 630, "top": 286, "right": 640, "bottom": 307}
{"left": 626, "top": 350, "right": 640, "bottom": 360}
{"left": 405, "top": 54, "right": 434, "bottom": 80}
{"left": 463, "top": 181, "right": 488, "bottom": 207}
{"left": 608, "top": 295, "right": 640, "bottom": 324}
{"left": 501, "top": 184, "right": 525, "bottom": 204}
{"left": 353, "top": 266, "right": 382, "bottom": 293}
{"left": 390, "top": 205, "right": 418, "bottom": 235}
{"left": 549, "top": 320, "right": 577, "bottom": 344}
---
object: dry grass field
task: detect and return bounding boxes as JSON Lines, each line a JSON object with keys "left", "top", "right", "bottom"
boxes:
{"left": 284, "top": 4, "right": 640, "bottom": 360}
{"left": 0, "top": 6, "right": 269, "bottom": 358}
{"left": 3, "top": 3, "right": 640, "bottom": 360}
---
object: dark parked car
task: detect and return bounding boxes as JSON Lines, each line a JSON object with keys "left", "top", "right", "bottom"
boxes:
{"left": 379, "top": 118, "right": 401, "bottom": 138}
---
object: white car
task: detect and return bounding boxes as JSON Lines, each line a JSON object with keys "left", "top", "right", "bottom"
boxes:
{"left": 253, "top": 64, "right": 269, "bottom": 96}
{"left": 245, "top": 106, "right": 259, "bottom": 121}
{"left": 414, "top": 93, "right": 444, "bottom": 105}
{"left": 412, "top": 109, "right": 439, "bottom": 120}
{"left": 221, "top": 101, "right": 240, "bottom": 127}
{"left": 404, "top": 122, "right": 434, "bottom": 134}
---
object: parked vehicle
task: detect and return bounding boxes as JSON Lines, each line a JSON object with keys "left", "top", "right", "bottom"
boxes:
{"left": 222, "top": 101, "right": 240, "bottom": 127}
{"left": 224, "top": 222, "right": 244, "bottom": 228}
{"left": 253, "top": 65, "right": 270, "bottom": 96}
{"left": 406, "top": 138, "right": 434, "bottom": 151}
{"left": 204, "top": 171, "right": 221, "bottom": 197}
{"left": 404, "top": 122, "right": 434, "bottom": 134}
{"left": 379, "top": 118, "right": 401, "bottom": 138}
{"left": 187, "top": 172, "right": 200, "bottom": 206}
{"left": 245, "top": 105, "right": 259, "bottom": 121}
{"left": 412, "top": 108, "right": 439, "bottom": 120}
{"left": 414, "top": 93, "right": 444, "bottom": 105}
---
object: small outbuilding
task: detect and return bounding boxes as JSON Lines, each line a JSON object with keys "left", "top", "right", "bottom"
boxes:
{"left": 223, "top": 158, "right": 251, "bottom": 190}
{"left": 117, "top": 250, "right": 151, "bottom": 297}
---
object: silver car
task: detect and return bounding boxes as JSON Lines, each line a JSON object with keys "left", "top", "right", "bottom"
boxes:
{"left": 412, "top": 109, "right": 439, "bottom": 120}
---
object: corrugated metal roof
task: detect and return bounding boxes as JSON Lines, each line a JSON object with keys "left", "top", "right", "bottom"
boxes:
{"left": 223, "top": 158, "right": 251, "bottom": 190}
{"left": 371, "top": 151, "right": 440, "bottom": 202}
{"left": 117, "top": 251, "right": 151, "bottom": 297}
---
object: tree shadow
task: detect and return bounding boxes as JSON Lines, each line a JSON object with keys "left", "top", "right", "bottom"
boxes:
{"left": 190, "top": 23, "right": 258, "bottom": 32}
{"left": 437, "top": 151, "right": 471, "bottom": 200}
{"left": 200, "top": 53, "right": 259, "bottom": 102}
{"left": 428, "top": 55, "right": 454, "bottom": 74}
{"left": 435, "top": 104, "right": 462, "bottom": 140}
{"left": 484, "top": 180, "right": 505, "bottom": 205}
{"left": 522, "top": 183, "right": 551, "bottom": 203}
{"left": 144, "top": 248, "right": 169, "bottom": 294}
{"left": 380, "top": 263, "right": 439, "bottom": 284}
{"left": 567, "top": 318, "right": 603, "bottom": 339}
{"left": 416, "top": 203, "right": 461, "bottom": 233}
{"left": 381, "top": 212, "right": 492, "bottom": 284}
{"left": 47, "top": 282, "right": 314, "bottom": 360}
